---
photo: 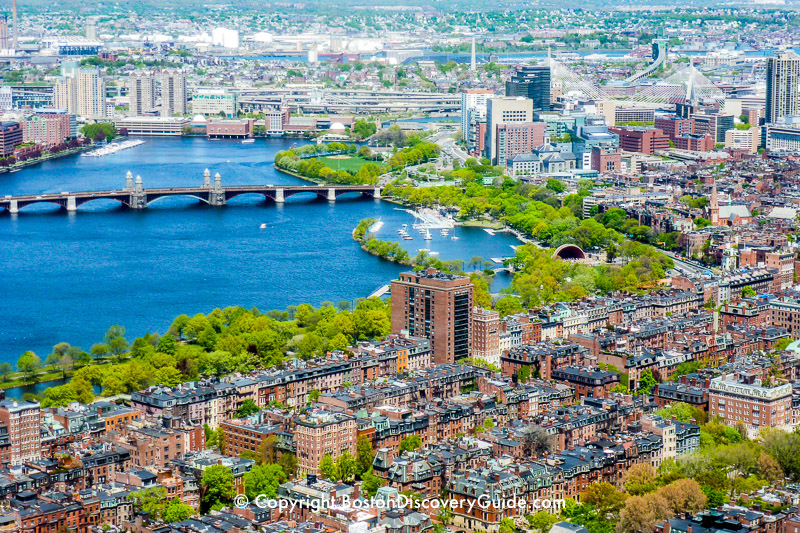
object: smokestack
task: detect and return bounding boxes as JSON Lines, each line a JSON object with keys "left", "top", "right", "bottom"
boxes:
{"left": 470, "top": 36, "right": 476, "bottom": 73}
{"left": 0, "top": 15, "right": 7, "bottom": 51}
{"left": 12, "top": 0, "right": 17, "bottom": 49}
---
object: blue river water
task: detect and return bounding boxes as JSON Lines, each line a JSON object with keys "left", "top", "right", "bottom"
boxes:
{"left": 0, "top": 136, "right": 519, "bottom": 368}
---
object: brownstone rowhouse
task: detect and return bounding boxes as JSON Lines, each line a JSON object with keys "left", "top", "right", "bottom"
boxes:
{"left": 391, "top": 268, "right": 473, "bottom": 365}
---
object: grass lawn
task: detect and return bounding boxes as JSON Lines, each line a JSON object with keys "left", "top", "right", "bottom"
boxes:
{"left": 317, "top": 155, "right": 373, "bottom": 173}
{"left": 0, "top": 370, "right": 65, "bottom": 390}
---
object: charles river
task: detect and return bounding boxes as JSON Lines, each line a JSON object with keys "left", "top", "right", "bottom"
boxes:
{"left": 0, "top": 136, "right": 520, "bottom": 388}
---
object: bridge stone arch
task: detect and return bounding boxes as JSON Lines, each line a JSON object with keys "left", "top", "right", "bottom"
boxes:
{"left": 334, "top": 189, "right": 374, "bottom": 198}
{"left": 553, "top": 244, "right": 586, "bottom": 260}
{"left": 74, "top": 196, "right": 131, "bottom": 209}
{"left": 282, "top": 189, "right": 331, "bottom": 201}
{"left": 11, "top": 199, "right": 69, "bottom": 212}
{"left": 145, "top": 193, "right": 211, "bottom": 207}
{"left": 224, "top": 190, "right": 273, "bottom": 202}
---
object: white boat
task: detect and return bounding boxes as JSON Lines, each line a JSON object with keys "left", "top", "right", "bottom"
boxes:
{"left": 424, "top": 230, "right": 432, "bottom": 240}
{"left": 242, "top": 139, "right": 255, "bottom": 144}
{"left": 404, "top": 236, "right": 413, "bottom": 240}
{"left": 259, "top": 223, "right": 267, "bottom": 229}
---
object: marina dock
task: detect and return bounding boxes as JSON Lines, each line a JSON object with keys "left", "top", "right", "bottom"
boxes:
{"left": 369, "top": 284, "right": 391, "bottom": 298}
{"left": 399, "top": 207, "right": 455, "bottom": 230}
{"left": 82, "top": 140, "right": 146, "bottom": 158}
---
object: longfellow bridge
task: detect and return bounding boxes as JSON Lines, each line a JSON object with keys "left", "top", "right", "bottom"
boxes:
{"left": 0, "top": 170, "right": 382, "bottom": 214}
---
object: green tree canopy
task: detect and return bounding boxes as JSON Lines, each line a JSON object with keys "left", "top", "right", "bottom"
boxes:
{"left": 200, "top": 464, "right": 235, "bottom": 513}
{"left": 399, "top": 435, "right": 423, "bottom": 453}
{"left": 16, "top": 351, "right": 42, "bottom": 382}
{"left": 244, "top": 463, "right": 286, "bottom": 500}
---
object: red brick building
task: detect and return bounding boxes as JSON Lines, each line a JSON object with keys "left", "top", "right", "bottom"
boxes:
{"left": 295, "top": 409, "right": 357, "bottom": 476}
{"left": 0, "top": 121, "right": 23, "bottom": 156}
{"left": 207, "top": 118, "right": 255, "bottom": 138}
{"left": 590, "top": 146, "right": 622, "bottom": 173}
{"left": 391, "top": 269, "right": 473, "bottom": 365}
{"left": 472, "top": 307, "right": 501, "bottom": 366}
{"left": 609, "top": 126, "right": 670, "bottom": 155}
{"left": 709, "top": 372, "right": 792, "bottom": 437}
{"left": 0, "top": 399, "right": 41, "bottom": 465}
{"left": 551, "top": 366, "right": 620, "bottom": 399}
{"left": 674, "top": 133, "right": 715, "bottom": 151}
{"left": 495, "top": 122, "right": 546, "bottom": 164}
{"left": 654, "top": 115, "right": 694, "bottom": 141}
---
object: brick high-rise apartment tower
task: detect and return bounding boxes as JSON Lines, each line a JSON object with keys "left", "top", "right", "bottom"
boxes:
{"left": 391, "top": 268, "right": 473, "bottom": 365}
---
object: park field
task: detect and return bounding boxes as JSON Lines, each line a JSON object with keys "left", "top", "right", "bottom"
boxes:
{"left": 317, "top": 155, "right": 373, "bottom": 173}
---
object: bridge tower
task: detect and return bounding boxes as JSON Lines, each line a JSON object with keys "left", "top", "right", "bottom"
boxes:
{"left": 130, "top": 175, "right": 147, "bottom": 209}
{"left": 275, "top": 188, "right": 285, "bottom": 203}
{"left": 209, "top": 172, "right": 226, "bottom": 206}
{"left": 203, "top": 168, "right": 211, "bottom": 188}
{"left": 125, "top": 171, "right": 133, "bottom": 191}
{"left": 373, "top": 187, "right": 381, "bottom": 199}
{"left": 327, "top": 188, "right": 336, "bottom": 202}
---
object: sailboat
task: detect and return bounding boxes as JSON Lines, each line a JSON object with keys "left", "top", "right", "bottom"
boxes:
{"left": 424, "top": 229, "right": 432, "bottom": 240}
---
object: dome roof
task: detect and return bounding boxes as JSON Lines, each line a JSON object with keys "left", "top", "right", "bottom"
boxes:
{"left": 329, "top": 122, "right": 346, "bottom": 131}
{"left": 191, "top": 114, "right": 207, "bottom": 123}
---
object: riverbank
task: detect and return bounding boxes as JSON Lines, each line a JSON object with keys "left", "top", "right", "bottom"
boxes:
{"left": 0, "top": 370, "right": 65, "bottom": 391}
{"left": 459, "top": 219, "right": 505, "bottom": 230}
{"left": 272, "top": 164, "right": 325, "bottom": 185}
{"left": 0, "top": 145, "right": 93, "bottom": 174}
{"left": 280, "top": 163, "right": 530, "bottom": 250}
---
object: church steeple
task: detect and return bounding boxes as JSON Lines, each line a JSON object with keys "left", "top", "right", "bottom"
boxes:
{"left": 710, "top": 180, "right": 720, "bottom": 226}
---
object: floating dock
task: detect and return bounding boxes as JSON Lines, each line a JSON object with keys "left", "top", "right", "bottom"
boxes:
{"left": 369, "top": 284, "right": 391, "bottom": 298}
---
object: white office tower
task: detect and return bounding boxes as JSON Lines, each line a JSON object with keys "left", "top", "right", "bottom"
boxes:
{"left": 77, "top": 68, "right": 106, "bottom": 117}
{"left": 308, "top": 43, "right": 319, "bottom": 63}
{"left": 128, "top": 71, "right": 155, "bottom": 116}
{"left": 461, "top": 89, "right": 494, "bottom": 152}
{"left": 159, "top": 69, "right": 187, "bottom": 117}
{"left": 766, "top": 52, "right": 800, "bottom": 124}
